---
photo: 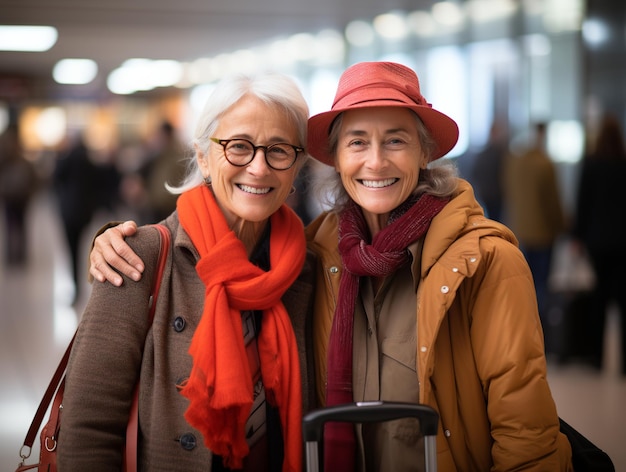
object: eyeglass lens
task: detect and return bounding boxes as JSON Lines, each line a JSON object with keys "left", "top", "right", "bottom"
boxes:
{"left": 223, "top": 139, "right": 297, "bottom": 170}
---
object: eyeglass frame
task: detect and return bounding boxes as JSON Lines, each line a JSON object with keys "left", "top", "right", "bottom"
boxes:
{"left": 210, "top": 137, "right": 304, "bottom": 171}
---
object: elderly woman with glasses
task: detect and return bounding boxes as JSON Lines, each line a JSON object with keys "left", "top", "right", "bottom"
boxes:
{"left": 58, "top": 71, "right": 316, "bottom": 472}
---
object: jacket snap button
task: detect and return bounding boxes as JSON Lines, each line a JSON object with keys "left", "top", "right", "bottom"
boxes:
{"left": 330, "top": 266, "right": 339, "bottom": 274}
{"left": 440, "top": 285, "right": 449, "bottom": 293}
{"left": 173, "top": 316, "right": 186, "bottom": 332}
{"left": 444, "top": 429, "right": 451, "bottom": 437}
{"left": 179, "top": 433, "right": 197, "bottom": 450}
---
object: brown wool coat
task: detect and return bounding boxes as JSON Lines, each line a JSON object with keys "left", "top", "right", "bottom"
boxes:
{"left": 57, "top": 212, "right": 316, "bottom": 471}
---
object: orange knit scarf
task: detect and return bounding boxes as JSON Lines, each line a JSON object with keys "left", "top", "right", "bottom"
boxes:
{"left": 177, "top": 185, "right": 305, "bottom": 471}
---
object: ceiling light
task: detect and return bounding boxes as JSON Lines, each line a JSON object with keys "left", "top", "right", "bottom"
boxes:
{"left": 582, "top": 18, "right": 609, "bottom": 47}
{"left": 432, "top": 2, "right": 465, "bottom": 27}
{"left": 373, "top": 12, "right": 409, "bottom": 40}
{"left": 345, "top": 20, "right": 375, "bottom": 47}
{"left": 408, "top": 11, "right": 437, "bottom": 37}
{"left": 0, "top": 25, "right": 58, "bottom": 52}
{"left": 53, "top": 59, "right": 98, "bottom": 85}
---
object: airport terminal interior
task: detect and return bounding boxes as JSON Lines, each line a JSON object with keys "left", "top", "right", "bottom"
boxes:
{"left": 2, "top": 0, "right": 626, "bottom": 469}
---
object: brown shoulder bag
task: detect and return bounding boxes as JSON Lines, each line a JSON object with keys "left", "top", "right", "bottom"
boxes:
{"left": 16, "top": 224, "right": 171, "bottom": 472}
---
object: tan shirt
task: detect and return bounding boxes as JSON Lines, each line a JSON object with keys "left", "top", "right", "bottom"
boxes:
{"left": 352, "top": 241, "right": 426, "bottom": 472}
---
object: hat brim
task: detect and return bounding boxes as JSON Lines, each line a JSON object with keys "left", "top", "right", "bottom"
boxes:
{"left": 307, "top": 101, "right": 459, "bottom": 166}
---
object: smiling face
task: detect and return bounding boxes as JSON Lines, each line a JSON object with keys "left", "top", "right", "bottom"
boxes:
{"left": 196, "top": 94, "right": 300, "bottom": 229}
{"left": 335, "top": 107, "right": 428, "bottom": 234}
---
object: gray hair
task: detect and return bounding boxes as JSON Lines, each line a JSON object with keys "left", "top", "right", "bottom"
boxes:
{"left": 315, "top": 111, "right": 459, "bottom": 212}
{"left": 167, "top": 71, "right": 310, "bottom": 194}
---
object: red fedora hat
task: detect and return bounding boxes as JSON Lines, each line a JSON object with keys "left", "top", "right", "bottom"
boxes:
{"left": 307, "top": 61, "right": 459, "bottom": 166}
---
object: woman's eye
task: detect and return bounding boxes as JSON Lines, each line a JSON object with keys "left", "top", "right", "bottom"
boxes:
{"left": 230, "top": 143, "right": 250, "bottom": 151}
{"left": 385, "top": 139, "right": 408, "bottom": 149}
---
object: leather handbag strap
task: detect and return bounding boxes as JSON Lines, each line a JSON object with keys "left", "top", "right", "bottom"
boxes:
{"left": 124, "top": 223, "right": 171, "bottom": 471}
{"left": 17, "top": 223, "right": 171, "bottom": 471}
{"left": 18, "top": 334, "right": 75, "bottom": 460}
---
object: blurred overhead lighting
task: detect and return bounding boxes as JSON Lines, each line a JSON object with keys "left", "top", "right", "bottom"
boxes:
{"left": 53, "top": 59, "right": 98, "bottom": 85}
{"left": 543, "top": 0, "right": 583, "bottom": 32}
{"left": 407, "top": 11, "right": 437, "bottom": 37}
{"left": 582, "top": 18, "right": 609, "bottom": 47}
{"left": 345, "top": 20, "right": 375, "bottom": 47}
{"left": 432, "top": 2, "right": 465, "bottom": 28}
{"left": 313, "top": 29, "right": 345, "bottom": 65}
{"left": 373, "top": 12, "right": 410, "bottom": 40}
{"left": 287, "top": 33, "right": 317, "bottom": 62}
{"left": 107, "top": 58, "right": 183, "bottom": 95}
{"left": 465, "top": 0, "right": 518, "bottom": 23}
{"left": 0, "top": 25, "right": 58, "bottom": 52}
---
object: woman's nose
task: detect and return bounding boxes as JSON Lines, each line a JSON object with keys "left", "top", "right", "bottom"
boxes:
{"left": 364, "top": 146, "right": 387, "bottom": 170}
{"left": 246, "top": 148, "right": 272, "bottom": 175}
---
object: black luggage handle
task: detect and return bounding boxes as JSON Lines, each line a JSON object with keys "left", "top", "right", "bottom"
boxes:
{"left": 303, "top": 401, "right": 438, "bottom": 441}
{"left": 302, "top": 401, "right": 439, "bottom": 472}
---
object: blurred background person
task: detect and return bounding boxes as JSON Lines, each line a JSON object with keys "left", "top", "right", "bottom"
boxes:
{"left": 470, "top": 121, "right": 509, "bottom": 222}
{"left": 52, "top": 132, "right": 120, "bottom": 304}
{"left": 0, "top": 122, "right": 39, "bottom": 267}
{"left": 136, "top": 120, "right": 187, "bottom": 223}
{"left": 571, "top": 112, "right": 626, "bottom": 375}
{"left": 503, "top": 121, "right": 566, "bottom": 323}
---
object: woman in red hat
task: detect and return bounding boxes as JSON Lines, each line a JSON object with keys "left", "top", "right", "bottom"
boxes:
{"left": 88, "top": 62, "right": 573, "bottom": 471}
{"left": 305, "top": 61, "right": 572, "bottom": 471}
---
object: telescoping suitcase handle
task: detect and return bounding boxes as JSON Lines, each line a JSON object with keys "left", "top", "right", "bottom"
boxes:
{"left": 302, "top": 401, "right": 439, "bottom": 472}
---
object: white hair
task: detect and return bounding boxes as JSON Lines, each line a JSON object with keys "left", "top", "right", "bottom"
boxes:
{"left": 168, "top": 71, "right": 310, "bottom": 194}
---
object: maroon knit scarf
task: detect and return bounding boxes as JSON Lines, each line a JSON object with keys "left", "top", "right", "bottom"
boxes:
{"left": 324, "top": 193, "right": 449, "bottom": 471}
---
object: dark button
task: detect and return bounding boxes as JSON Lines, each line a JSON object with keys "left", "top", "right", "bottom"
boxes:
{"left": 173, "top": 316, "right": 186, "bottom": 332}
{"left": 178, "top": 433, "right": 197, "bottom": 450}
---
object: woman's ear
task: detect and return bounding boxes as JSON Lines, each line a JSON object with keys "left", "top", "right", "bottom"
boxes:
{"left": 420, "top": 154, "right": 428, "bottom": 169}
{"left": 196, "top": 144, "right": 210, "bottom": 176}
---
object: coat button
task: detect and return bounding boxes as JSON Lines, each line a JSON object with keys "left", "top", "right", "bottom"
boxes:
{"left": 173, "top": 316, "right": 186, "bottom": 332}
{"left": 330, "top": 266, "right": 339, "bottom": 274}
{"left": 178, "top": 433, "right": 197, "bottom": 450}
{"left": 440, "top": 285, "right": 449, "bottom": 293}
{"left": 444, "top": 429, "right": 451, "bottom": 437}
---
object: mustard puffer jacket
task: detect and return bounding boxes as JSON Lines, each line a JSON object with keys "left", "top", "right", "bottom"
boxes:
{"left": 305, "top": 179, "right": 573, "bottom": 471}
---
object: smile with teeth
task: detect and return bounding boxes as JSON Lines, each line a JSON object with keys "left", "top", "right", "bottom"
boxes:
{"left": 238, "top": 184, "right": 271, "bottom": 195}
{"left": 360, "top": 178, "right": 398, "bottom": 188}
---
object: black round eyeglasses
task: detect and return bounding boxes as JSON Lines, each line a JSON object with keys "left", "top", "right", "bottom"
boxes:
{"left": 210, "top": 137, "right": 304, "bottom": 170}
